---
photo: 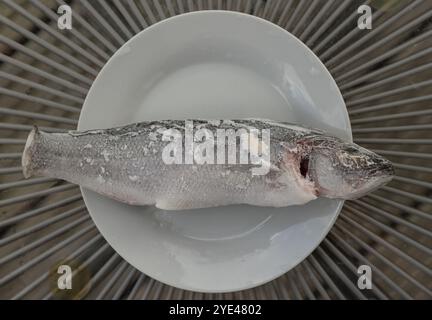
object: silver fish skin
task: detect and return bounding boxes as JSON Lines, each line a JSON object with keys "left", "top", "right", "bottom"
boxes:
{"left": 22, "top": 119, "right": 394, "bottom": 210}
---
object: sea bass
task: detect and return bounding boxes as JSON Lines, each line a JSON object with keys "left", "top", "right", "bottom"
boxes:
{"left": 22, "top": 119, "right": 394, "bottom": 210}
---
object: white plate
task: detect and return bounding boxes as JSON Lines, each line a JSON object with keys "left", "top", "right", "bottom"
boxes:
{"left": 78, "top": 11, "right": 351, "bottom": 293}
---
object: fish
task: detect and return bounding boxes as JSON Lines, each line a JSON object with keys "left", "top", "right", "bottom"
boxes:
{"left": 21, "top": 119, "right": 394, "bottom": 210}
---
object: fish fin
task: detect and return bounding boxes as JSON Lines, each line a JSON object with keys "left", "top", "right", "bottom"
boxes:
{"left": 22, "top": 125, "right": 40, "bottom": 179}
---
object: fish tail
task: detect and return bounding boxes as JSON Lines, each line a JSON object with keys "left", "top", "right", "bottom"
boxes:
{"left": 22, "top": 125, "right": 40, "bottom": 178}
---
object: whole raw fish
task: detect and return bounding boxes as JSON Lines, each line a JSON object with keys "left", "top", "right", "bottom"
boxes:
{"left": 22, "top": 119, "right": 394, "bottom": 210}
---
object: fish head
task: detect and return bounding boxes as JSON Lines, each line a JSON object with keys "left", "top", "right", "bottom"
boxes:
{"left": 296, "top": 135, "right": 394, "bottom": 200}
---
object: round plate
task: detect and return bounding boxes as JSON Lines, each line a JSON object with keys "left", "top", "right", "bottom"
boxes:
{"left": 78, "top": 11, "right": 351, "bottom": 292}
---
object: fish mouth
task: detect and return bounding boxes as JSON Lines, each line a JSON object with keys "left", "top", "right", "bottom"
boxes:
{"left": 372, "top": 158, "right": 395, "bottom": 178}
